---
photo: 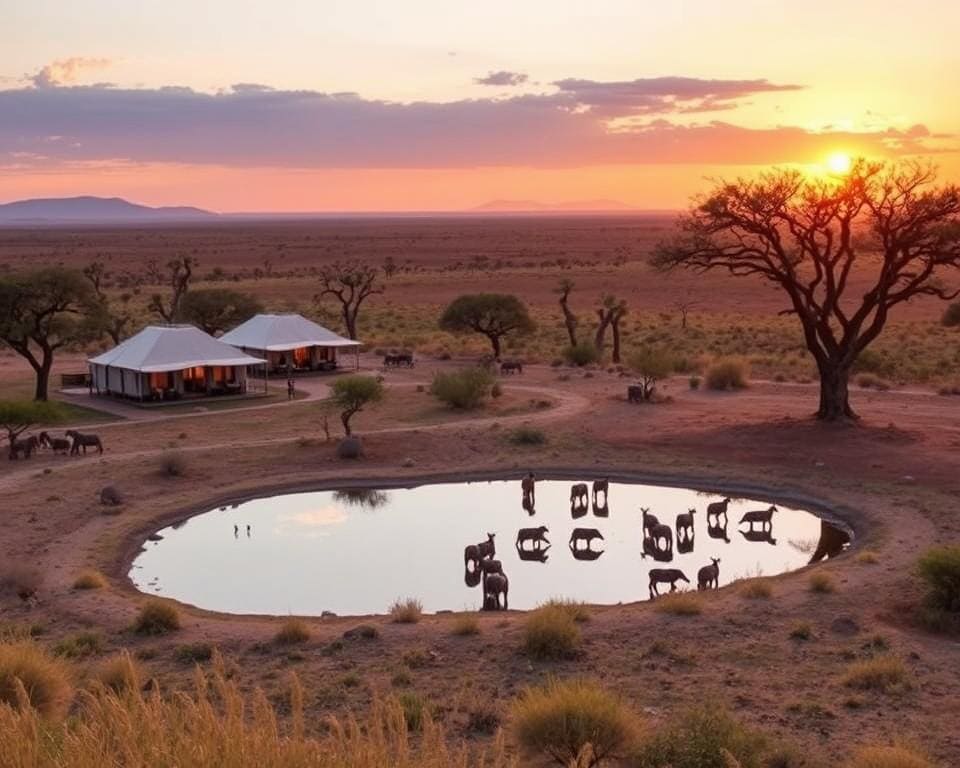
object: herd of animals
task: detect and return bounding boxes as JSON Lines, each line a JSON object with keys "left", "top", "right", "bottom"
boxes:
{"left": 7, "top": 430, "right": 104, "bottom": 460}
{"left": 463, "top": 475, "right": 781, "bottom": 611}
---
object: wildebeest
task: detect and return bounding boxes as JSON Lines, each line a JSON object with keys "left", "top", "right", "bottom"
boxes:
{"left": 516, "top": 526, "right": 550, "bottom": 551}
{"left": 482, "top": 572, "right": 509, "bottom": 611}
{"left": 648, "top": 568, "right": 690, "bottom": 598}
{"left": 706, "top": 497, "right": 731, "bottom": 521}
{"left": 570, "top": 483, "right": 589, "bottom": 518}
{"left": 464, "top": 532, "right": 497, "bottom": 567}
{"left": 627, "top": 385, "right": 643, "bottom": 403}
{"left": 648, "top": 521, "right": 673, "bottom": 555}
{"left": 65, "top": 430, "right": 103, "bottom": 455}
{"left": 500, "top": 360, "right": 523, "bottom": 374}
{"left": 740, "top": 505, "right": 777, "bottom": 531}
{"left": 39, "top": 431, "right": 70, "bottom": 454}
{"left": 383, "top": 352, "right": 414, "bottom": 367}
{"left": 697, "top": 557, "right": 721, "bottom": 590}
{"left": 8, "top": 435, "right": 39, "bottom": 460}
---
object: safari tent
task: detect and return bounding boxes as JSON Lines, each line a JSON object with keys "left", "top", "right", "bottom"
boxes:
{"left": 219, "top": 313, "right": 360, "bottom": 373}
{"left": 88, "top": 325, "right": 266, "bottom": 401}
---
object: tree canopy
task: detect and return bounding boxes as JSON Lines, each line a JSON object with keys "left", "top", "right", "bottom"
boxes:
{"left": 177, "top": 288, "right": 263, "bottom": 335}
{"left": 653, "top": 160, "right": 960, "bottom": 420}
{"left": 439, "top": 293, "right": 535, "bottom": 358}
{"left": 330, "top": 375, "right": 384, "bottom": 435}
{"left": 0, "top": 399, "right": 65, "bottom": 444}
{"left": 315, "top": 262, "right": 384, "bottom": 340}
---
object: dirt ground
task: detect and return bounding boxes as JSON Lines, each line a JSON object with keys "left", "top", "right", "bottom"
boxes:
{"left": 2, "top": 352, "right": 960, "bottom": 764}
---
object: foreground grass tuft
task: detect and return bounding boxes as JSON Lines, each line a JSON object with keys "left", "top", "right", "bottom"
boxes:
{"left": 94, "top": 651, "right": 143, "bottom": 693}
{"left": 916, "top": 545, "right": 960, "bottom": 613}
{"left": 841, "top": 654, "right": 911, "bottom": 695}
{"left": 133, "top": 600, "right": 181, "bottom": 635}
{"left": 738, "top": 579, "right": 773, "bottom": 600}
{"left": 0, "top": 640, "right": 73, "bottom": 719}
{"left": 856, "top": 550, "right": 880, "bottom": 565}
{"left": 450, "top": 614, "right": 480, "bottom": 636}
{"left": 654, "top": 593, "right": 703, "bottom": 616}
{"left": 275, "top": 619, "right": 311, "bottom": 645}
{"left": 390, "top": 598, "right": 424, "bottom": 624}
{"left": 72, "top": 569, "right": 107, "bottom": 590}
{"left": 523, "top": 604, "right": 581, "bottom": 660}
{"left": 511, "top": 678, "right": 639, "bottom": 766}
{"left": 808, "top": 572, "right": 836, "bottom": 594}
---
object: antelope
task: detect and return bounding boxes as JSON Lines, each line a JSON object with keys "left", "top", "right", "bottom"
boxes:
{"left": 641, "top": 508, "right": 660, "bottom": 539}
{"left": 706, "top": 497, "right": 731, "bottom": 521}
{"left": 482, "top": 572, "right": 509, "bottom": 611}
{"left": 39, "top": 431, "right": 70, "bottom": 454}
{"left": 676, "top": 508, "right": 696, "bottom": 542}
{"left": 465, "top": 533, "right": 497, "bottom": 567}
{"left": 697, "top": 558, "right": 721, "bottom": 590}
{"left": 65, "top": 430, "right": 104, "bottom": 455}
{"left": 740, "top": 505, "right": 777, "bottom": 531}
{"left": 648, "top": 568, "right": 689, "bottom": 598}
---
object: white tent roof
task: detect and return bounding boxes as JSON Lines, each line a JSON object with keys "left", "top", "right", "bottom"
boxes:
{"left": 220, "top": 313, "right": 360, "bottom": 352}
{"left": 88, "top": 325, "right": 265, "bottom": 373}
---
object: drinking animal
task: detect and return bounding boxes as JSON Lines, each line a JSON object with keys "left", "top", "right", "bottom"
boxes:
{"left": 65, "top": 430, "right": 104, "bottom": 455}
{"left": 648, "top": 569, "right": 690, "bottom": 598}
{"left": 39, "top": 432, "right": 71, "bottom": 454}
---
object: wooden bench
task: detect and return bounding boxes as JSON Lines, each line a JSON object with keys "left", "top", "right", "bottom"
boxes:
{"left": 61, "top": 372, "right": 90, "bottom": 387}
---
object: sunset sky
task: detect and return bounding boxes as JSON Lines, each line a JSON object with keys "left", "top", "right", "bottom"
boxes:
{"left": 2, "top": 1, "right": 958, "bottom": 212}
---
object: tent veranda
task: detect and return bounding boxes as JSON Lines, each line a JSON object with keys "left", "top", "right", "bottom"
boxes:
{"left": 219, "top": 313, "right": 360, "bottom": 373}
{"left": 88, "top": 325, "right": 267, "bottom": 401}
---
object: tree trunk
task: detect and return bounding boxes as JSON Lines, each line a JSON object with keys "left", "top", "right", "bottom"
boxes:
{"left": 594, "top": 313, "right": 609, "bottom": 352}
{"left": 559, "top": 297, "right": 577, "bottom": 347}
{"left": 488, "top": 334, "right": 502, "bottom": 360}
{"left": 816, "top": 363, "right": 856, "bottom": 421}
{"left": 343, "top": 306, "right": 357, "bottom": 340}
{"left": 341, "top": 410, "right": 353, "bottom": 436}
{"left": 611, "top": 319, "right": 622, "bottom": 364}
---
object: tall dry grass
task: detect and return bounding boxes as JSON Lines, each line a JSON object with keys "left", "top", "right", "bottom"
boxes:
{"left": 0, "top": 664, "right": 513, "bottom": 767}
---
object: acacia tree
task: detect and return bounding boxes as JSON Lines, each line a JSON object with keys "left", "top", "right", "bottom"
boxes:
{"left": 555, "top": 279, "right": 579, "bottom": 347}
{"left": 314, "top": 262, "right": 384, "bottom": 340}
{"left": 330, "top": 375, "right": 384, "bottom": 436}
{"left": 594, "top": 294, "right": 628, "bottom": 363}
{"left": 83, "top": 260, "right": 134, "bottom": 344}
{"left": 177, "top": 288, "right": 263, "bottom": 335}
{"left": 148, "top": 255, "right": 196, "bottom": 323}
{"left": 0, "top": 268, "right": 103, "bottom": 400}
{"left": 439, "top": 293, "right": 535, "bottom": 359}
{"left": 0, "top": 400, "right": 64, "bottom": 449}
{"left": 653, "top": 161, "right": 960, "bottom": 421}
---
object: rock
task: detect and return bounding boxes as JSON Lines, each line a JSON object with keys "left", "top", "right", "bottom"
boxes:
{"left": 402, "top": 457, "right": 415, "bottom": 468}
{"left": 99, "top": 485, "right": 124, "bottom": 506}
{"left": 321, "top": 610, "right": 337, "bottom": 618}
{"left": 830, "top": 616, "right": 860, "bottom": 636}
{"left": 336, "top": 436, "right": 363, "bottom": 460}
{"left": 147, "top": 533, "right": 164, "bottom": 542}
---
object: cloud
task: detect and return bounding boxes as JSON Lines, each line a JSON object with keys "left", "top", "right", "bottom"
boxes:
{"left": 474, "top": 70, "right": 528, "bottom": 87}
{"left": 29, "top": 57, "right": 113, "bottom": 88}
{"left": 0, "top": 77, "right": 950, "bottom": 171}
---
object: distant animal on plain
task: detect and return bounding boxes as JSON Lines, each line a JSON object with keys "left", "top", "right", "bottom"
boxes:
{"left": 697, "top": 558, "right": 721, "bottom": 590}
{"left": 627, "top": 385, "right": 643, "bottom": 403}
{"left": 8, "top": 435, "right": 39, "bottom": 460}
{"left": 641, "top": 508, "right": 659, "bottom": 538}
{"left": 39, "top": 432, "right": 70, "bottom": 454}
{"left": 706, "top": 498, "right": 731, "bottom": 521}
{"left": 500, "top": 360, "right": 523, "bottom": 374}
{"left": 65, "top": 430, "right": 103, "bottom": 455}
{"left": 740, "top": 505, "right": 777, "bottom": 530}
{"left": 482, "top": 572, "right": 509, "bottom": 611}
{"left": 648, "top": 568, "right": 690, "bottom": 598}
{"left": 516, "top": 526, "right": 550, "bottom": 550}
{"left": 465, "top": 533, "right": 497, "bottom": 567}
{"left": 383, "top": 352, "right": 414, "bottom": 367}
{"left": 676, "top": 508, "right": 696, "bottom": 541}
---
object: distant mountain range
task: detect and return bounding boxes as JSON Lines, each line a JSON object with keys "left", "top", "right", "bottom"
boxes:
{"left": 471, "top": 199, "right": 638, "bottom": 213}
{"left": 0, "top": 196, "right": 217, "bottom": 223}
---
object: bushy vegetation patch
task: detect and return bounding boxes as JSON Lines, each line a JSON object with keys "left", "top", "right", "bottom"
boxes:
{"left": 916, "top": 545, "right": 960, "bottom": 613}
{"left": 738, "top": 579, "right": 773, "bottom": 600}
{"left": 654, "top": 593, "right": 703, "bottom": 616}
{"left": 844, "top": 744, "right": 933, "bottom": 768}
{"left": 159, "top": 451, "right": 187, "bottom": 477}
{"left": 53, "top": 632, "right": 104, "bottom": 660}
{"left": 390, "top": 598, "right": 423, "bottom": 624}
{"left": 275, "top": 619, "right": 311, "bottom": 645}
{"left": 430, "top": 367, "right": 494, "bottom": 409}
{"left": 841, "top": 655, "right": 911, "bottom": 695}
{"left": 72, "top": 569, "right": 107, "bottom": 590}
{"left": 562, "top": 341, "right": 600, "bottom": 366}
{"left": 507, "top": 426, "right": 546, "bottom": 445}
{"left": 133, "top": 600, "right": 181, "bottom": 635}
{"left": 94, "top": 651, "right": 143, "bottom": 693}
{"left": 808, "top": 572, "right": 836, "bottom": 594}
{"left": 705, "top": 357, "right": 749, "bottom": 391}
{"left": 450, "top": 614, "right": 480, "bottom": 636}
{"left": 0, "top": 640, "right": 73, "bottom": 719}
{"left": 523, "top": 604, "right": 581, "bottom": 660}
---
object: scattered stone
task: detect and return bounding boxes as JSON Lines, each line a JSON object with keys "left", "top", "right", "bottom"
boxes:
{"left": 147, "top": 533, "right": 164, "bottom": 542}
{"left": 336, "top": 435, "right": 363, "bottom": 460}
{"left": 321, "top": 610, "right": 337, "bottom": 618}
{"left": 402, "top": 457, "right": 415, "bottom": 468}
{"left": 99, "top": 485, "right": 124, "bottom": 506}
{"left": 830, "top": 616, "right": 860, "bottom": 636}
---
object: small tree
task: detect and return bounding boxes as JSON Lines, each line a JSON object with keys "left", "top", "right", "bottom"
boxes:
{"left": 330, "top": 375, "right": 384, "bottom": 436}
{"left": 314, "top": 262, "right": 384, "bottom": 340}
{"left": 0, "top": 400, "right": 64, "bottom": 449}
{"left": 555, "top": 279, "right": 579, "bottom": 347}
{"left": 147, "top": 256, "right": 195, "bottom": 323}
{"left": 0, "top": 268, "right": 103, "bottom": 401}
{"left": 177, "top": 288, "right": 263, "bottom": 335}
{"left": 594, "top": 295, "right": 628, "bottom": 363}
{"left": 83, "top": 260, "right": 134, "bottom": 344}
{"left": 439, "top": 293, "right": 535, "bottom": 359}
{"left": 627, "top": 348, "right": 674, "bottom": 401}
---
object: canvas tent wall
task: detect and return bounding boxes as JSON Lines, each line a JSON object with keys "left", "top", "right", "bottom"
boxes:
{"left": 219, "top": 313, "right": 360, "bottom": 372}
{"left": 88, "top": 325, "right": 266, "bottom": 400}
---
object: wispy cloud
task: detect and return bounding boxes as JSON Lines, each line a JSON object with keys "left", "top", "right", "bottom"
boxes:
{"left": 28, "top": 57, "right": 113, "bottom": 88}
{"left": 474, "top": 70, "right": 528, "bottom": 87}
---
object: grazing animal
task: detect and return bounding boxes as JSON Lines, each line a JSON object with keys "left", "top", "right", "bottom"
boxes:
{"left": 516, "top": 526, "right": 550, "bottom": 551}
{"left": 648, "top": 569, "right": 690, "bottom": 598}
{"left": 570, "top": 483, "right": 589, "bottom": 517}
{"left": 500, "top": 360, "right": 523, "bottom": 374}
{"left": 383, "top": 352, "right": 414, "bottom": 367}
{"left": 480, "top": 558, "right": 504, "bottom": 576}
{"left": 627, "top": 385, "right": 643, "bottom": 403}
{"left": 740, "top": 505, "right": 777, "bottom": 531}
{"left": 482, "top": 572, "right": 509, "bottom": 611}
{"left": 8, "top": 435, "right": 39, "bottom": 460}
{"left": 65, "top": 430, "right": 104, "bottom": 455}
{"left": 39, "top": 431, "right": 71, "bottom": 454}
{"left": 676, "top": 508, "right": 696, "bottom": 541}
{"left": 706, "top": 497, "right": 731, "bottom": 521}
{"left": 465, "top": 533, "right": 497, "bottom": 569}
{"left": 698, "top": 558, "right": 721, "bottom": 590}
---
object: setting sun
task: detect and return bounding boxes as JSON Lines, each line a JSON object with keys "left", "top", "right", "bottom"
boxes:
{"left": 826, "top": 151, "right": 853, "bottom": 174}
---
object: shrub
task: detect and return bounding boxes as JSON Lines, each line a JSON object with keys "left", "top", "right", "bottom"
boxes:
{"left": 73, "top": 569, "right": 107, "bottom": 590}
{"left": 627, "top": 347, "right": 674, "bottom": 401}
{"left": 450, "top": 614, "right": 480, "bottom": 636}
{"left": 841, "top": 655, "right": 911, "bottom": 694}
{"left": 94, "top": 651, "right": 143, "bottom": 693}
{"left": 563, "top": 341, "right": 600, "bottom": 366}
{"left": 844, "top": 745, "right": 933, "bottom": 768}
{"left": 159, "top": 451, "right": 187, "bottom": 477}
{"left": 336, "top": 435, "right": 363, "bottom": 459}
{"left": 490, "top": 382, "right": 503, "bottom": 399}
{"left": 941, "top": 301, "right": 960, "bottom": 327}
{"left": 0, "top": 640, "right": 73, "bottom": 719}
{"left": 53, "top": 631, "right": 104, "bottom": 660}
{"left": 390, "top": 598, "right": 423, "bottom": 624}
{"left": 856, "top": 550, "right": 880, "bottom": 565}
{"left": 739, "top": 579, "right": 773, "bottom": 600}
{"left": 174, "top": 643, "right": 214, "bottom": 664}
{"left": 542, "top": 598, "right": 591, "bottom": 623}
{"left": 789, "top": 622, "right": 813, "bottom": 641}
{"left": 523, "top": 604, "right": 581, "bottom": 660}
{"left": 689, "top": 375, "right": 701, "bottom": 390}
{"left": 275, "top": 619, "right": 311, "bottom": 645}
{"left": 430, "top": 367, "right": 494, "bottom": 409}
{"left": 916, "top": 545, "right": 960, "bottom": 612}
{"left": 330, "top": 375, "right": 384, "bottom": 436}
{"left": 398, "top": 691, "right": 428, "bottom": 732}
{"left": 133, "top": 600, "right": 181, "bottom": 635}
{"left": 511, "top": 678, "right": 639, "bottom": 766}
{"left": 808, "top": 573, "right": 836, "bottom": 594}
{"left": 705, "top": 357, "right": 749, "bottom": 391}
{"left": 629, "top": 703, "right": 771, "bottom": 768}
{"left": 856, "top": 373, "right": 891, "bottom": 390}
{"left": 508, "top": 427, "right": 546, "bottom": 445}
{"left": 654, "top": 593, "right": 703, "bottom": 616}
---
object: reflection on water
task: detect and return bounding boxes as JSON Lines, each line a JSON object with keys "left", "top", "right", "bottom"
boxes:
{"left": 130, "top": 479, "right": 850, "bottom": 616}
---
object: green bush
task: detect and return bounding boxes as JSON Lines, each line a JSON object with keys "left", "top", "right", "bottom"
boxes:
{"left": 916, "top": 545, "right": 960, "bottom": 612}
{"left": 629, "top": 703, "right": 771, "bottom": 768}
{"left": 430, "top": 367, "right": 494, "bottom": 409}
{"left": 523, "top": 604, "right": 581, "bottom": 660}
{"left": 627, "top": 347, "right": 674, "bottom": 400}
{"left": 174, "top": 643, "right": 214, "bottom": 664}
{"left": 563, "top": 341, "right": 600, "bottom": 366}
{"left": 512, "top": 678, "right": 639, "bottom": 766}
{"left": 705, "top": 357, "right": 749, "bottom": 391}
{"left": 133, "top": 600, "right": 181, "bottom": 635}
